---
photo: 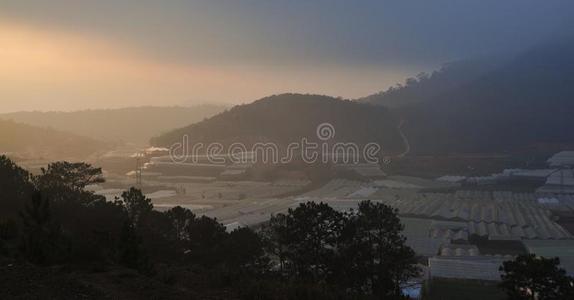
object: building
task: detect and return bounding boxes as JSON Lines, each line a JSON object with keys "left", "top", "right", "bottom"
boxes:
{"left": 429, "top": 256, "right": 508, "bottom": 281}
{"left": 547, "top": 151, "right": 574, "bottom": 168}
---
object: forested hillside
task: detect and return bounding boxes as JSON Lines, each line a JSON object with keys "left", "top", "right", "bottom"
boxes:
{"left": 362, "top": 39, "right": 574, "bottom": 154}
{"left": 152, "top": 94, "right": 404, "bottom": 153}
{"left": 358, "top": 57, "right": 503, "bottom": 108}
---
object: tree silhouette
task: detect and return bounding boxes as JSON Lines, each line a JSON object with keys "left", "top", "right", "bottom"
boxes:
{"left": 165, "top": 206, "right": 195, "bottom": 242}
{"left": 340, "top": 200, "right": 419, "bottom": 298}
{"left": 185, "top": 215, "right": 228, "bottom": 266}
{"left": 265, "top": 200, "right": 419, "bottom": 297}
{"left": 268, "top": 202, "right": 345, "bottom": 281}
{"left": 262, "top": 213, "right": 289, "bottom": 273}
{"left": 224, "top": 227, "right": 268, "bottom": 275}
{"left": 120, "top": 187, "right": 153, "bottom": 227}
{"left": 19, "top": 192, "right": 61, "bottom": 265}
{"left": 499, "top": 254, "right": 574, "bottom": 300}
{"left": 36, "top": 161, "right": 104, "bottom": 191}
{"left": 117, "top": 220, "right": 151, "bottom": 273}
{"left": 2, "top": 156, "right": 427, "bottom": 298}
{"left": 285, "top": 202, "right": 345, "bottom": 281}
{"left": 0, "top": 155, "right": 34, "bottom": 219}
{"left": 34, "top": 161, "right": 105, "bottom": 205}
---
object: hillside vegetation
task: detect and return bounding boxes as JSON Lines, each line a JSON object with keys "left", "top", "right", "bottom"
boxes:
{"left": 363, "top": 38, "right": 574, "bottom": 154}
{"left": 0, "top": 157, "right": 419, "bottom": 299}
{"left": 358, "top": 57, "right": 503, "bottom": 108}
{"left": 151, "top": 94, "right": 404, "bottom": 153}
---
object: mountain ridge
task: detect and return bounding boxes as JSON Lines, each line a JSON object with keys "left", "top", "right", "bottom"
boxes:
{"left": 0, "top": 105, "right": 226, "bottom": 145}
{"left": 0, "top": 119, "right": 109, "bottom": 160}
{"left": 151, "top": 93, "right": 404, "bottom": 154}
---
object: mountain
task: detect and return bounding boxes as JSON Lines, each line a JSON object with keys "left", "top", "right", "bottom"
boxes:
{"left": 358, "top": 57, "right": 504, "bottom": 108}
{"left": 363, "top": 38, "right": 574, "bottom": 154}
{"left": 151, "top": 94, "right": 404, "bottom": 153}
{"left": 0, "top": 119, "right": 109, "bottom": 160}
{"left": 0, "top": 105, "right": 226, "bottom": 145}
{"left": 152, "top": 38, "right": 574, "bottom": 156}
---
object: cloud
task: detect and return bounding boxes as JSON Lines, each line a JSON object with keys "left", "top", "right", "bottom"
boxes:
{"left": 0, "top": 21, "right": 412, "bottom": 112}
{"left": 2, "top": 0, "right": 573, "bottom": 66}
{"left": 0, "top": 1, "right": 573, "bottom": 112}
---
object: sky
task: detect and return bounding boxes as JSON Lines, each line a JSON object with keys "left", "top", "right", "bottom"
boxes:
{"left": 0, "top": 0, "right": 573, "bottom": 112}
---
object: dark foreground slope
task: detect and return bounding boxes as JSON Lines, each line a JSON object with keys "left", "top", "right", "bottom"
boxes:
{"left": 0, "top": 263, "right": 210, "bottom": 300}
{"left": 151, "top": 94, "right": 404, "bottom": 153}
{"left": 0, "top": 105, "right": 226, "bottom": 145}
